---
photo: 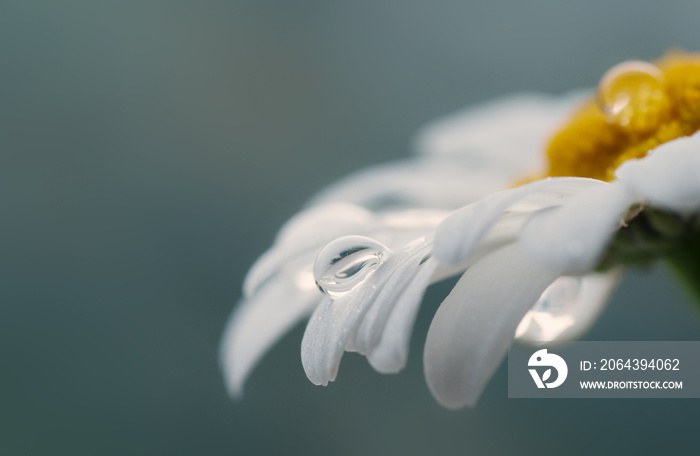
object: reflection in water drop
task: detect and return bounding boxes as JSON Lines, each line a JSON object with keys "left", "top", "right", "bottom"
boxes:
{"left": 598, "top": 60, "right": 670, "bottom": 132}
{"left": 313, "top": 235, "right": 392, "bottom": 297}
{"left": 515, "top": 276, "right": 581, "bottom": 342}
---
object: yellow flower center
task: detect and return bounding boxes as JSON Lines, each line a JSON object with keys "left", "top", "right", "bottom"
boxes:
{"left": 545, "top": 50, "right": 700, "bottom": 181}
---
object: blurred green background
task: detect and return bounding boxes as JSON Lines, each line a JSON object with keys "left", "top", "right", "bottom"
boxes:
{"left": 2, "top": 1, "right": 700, "bottom": 455}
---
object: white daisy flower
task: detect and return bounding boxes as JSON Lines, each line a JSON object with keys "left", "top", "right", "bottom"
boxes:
{"left": 221, "top": 52, "right": 700, "bottom": 409}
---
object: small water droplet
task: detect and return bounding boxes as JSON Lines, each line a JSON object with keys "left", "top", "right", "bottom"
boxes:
{"left": 313, "top": 235, "right": 392, "bottom": 297}
{"left": 598, "top": 60, "right": 670, "bottom": 132}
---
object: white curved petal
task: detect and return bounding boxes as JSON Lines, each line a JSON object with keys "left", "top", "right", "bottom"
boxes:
{"left": 244, "top": 204, "right": 374, "bottom": 297}
{"left": 615, "top": 133, "right": 700, "bottom": 214}
{"left": 308, "top": 159, "right": 508, "bottom": 211}
{"left": 220, "top": 278, "right": 322, "bottom": 397}
{"left": 245, "top": 205, "right": 446, "bottom": 298}
{"left": 363, "top": 228, "right": 526, "bottom": 375}
{"left": 520, "top": 181, "right": 637, "bottom": 274}
{"left": 275, "top": 204, "right": 374, "bottom": 247}
{"left": 414, "top": 91, "right": 587, "bottom": 173}
{"left": 434, "top": 177, "right": 605, "bottom": 266}
{"left": 365, "top": 215, "right": 541, "bottom": 373}
{"left": 301, "top": 238, "right": 431, "bottom": 386}
{"left": 378, "top": 209, "right": 448, "bottom": 231}
{"left": 367, "top": 259, "right": 439, "bottom": 374}
{"left": 424, "top": 243, "right": 560, "bottom": 409}
{"left": 515, "top": 269, "right": 622, "bottom": 344}
{"left": 353, "top": 242, "right": 432, "bottom": 355}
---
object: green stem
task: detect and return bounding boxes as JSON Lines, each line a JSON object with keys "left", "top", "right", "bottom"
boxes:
{"left": 665, "top": 233, "right": 700, "bottom": 311}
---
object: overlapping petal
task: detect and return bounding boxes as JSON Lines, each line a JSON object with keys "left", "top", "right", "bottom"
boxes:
{"left": 520, "top": 181, "right": 637, "bottom": 273}
{"left": 243, "top": 204, "right": 374, "bottom": 297}
{"left": 220, "top": 278, "right": 321, "bottom": 397}
{"left": 308, "top": 158, "right": 508, "bottom": 211}
{"left": 434, "top": 177, "right": 604, "bottom": 266}
{"left": 424, "top": 242, "right": 561, "bottom": 408}
{"left": 615, "top": 132, "right": 700, "bottom": 214}
{"left": 230, "top": 203, "right": 446, "bottom": 396}
{"left": 301, "top": 237, "right": 432, "bottom": 385}
{"left": 367, "top": 259, "right": 439, "bottom": 374}
{"left": 414, "top": 92, "right": 587, "bottom": 173}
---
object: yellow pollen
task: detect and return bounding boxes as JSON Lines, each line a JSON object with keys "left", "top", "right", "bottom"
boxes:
{"left": 544, "top": 50, "right": 700, "bottom": 181}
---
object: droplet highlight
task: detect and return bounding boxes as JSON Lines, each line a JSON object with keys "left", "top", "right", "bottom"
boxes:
{"left": 313, "top": 235, "right": 392, "bottom": 297}
{"left": 598, "top": 60, "right": 670, "bottom": 132}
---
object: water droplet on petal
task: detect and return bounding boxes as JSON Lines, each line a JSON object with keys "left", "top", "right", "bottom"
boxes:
{"left": 536, "top": 276, "right": 580, "bottom": 310}
{"left": 313, "top": 235, "right": 392, "bottom": 297}
{"left": 515, "top": 277, "right": 581, "bottom": 342}
{"left": 598, "top": 60, "right": 670, "bottom": 132}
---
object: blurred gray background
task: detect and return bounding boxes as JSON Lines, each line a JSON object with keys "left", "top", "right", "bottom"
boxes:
{"left": 2, "top": 1, "right": 700, "bottom": 455}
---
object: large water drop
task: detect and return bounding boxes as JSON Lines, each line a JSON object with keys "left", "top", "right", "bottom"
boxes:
{"left": 515, "top": 276, "right": 581, "bottom": 342}
{"left": 598, "top": 60, "right": 669, "bottom": 132}
{"left": 313, "top": 235, "right": 392, "bottom": 297}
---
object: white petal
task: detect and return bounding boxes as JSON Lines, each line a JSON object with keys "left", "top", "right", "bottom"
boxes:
{"left": 520, "top": 181, "right": 637, "bottom": 273}
{"left": 244, "top": 205, "right": 446, "bottom": 298}
{"left": 424, "top": 243, "right": 560, "bottom": 409}
{"left": 220, "top": 278, "right": 321, "bottom": 397}
{"left": 275, "top": 204, "right": 374, "bottom": 247}
{"left": 308, "top": 158, "right": 508, "bottom": 211}
{"left": 367, "top": 259, "right": 439, "bottom": 373}
{"left": 615, "top": 133, "right": 700, "bottom": 214}
{"left": 434, "top": 177, "right": 605, "bottom": 266}
{"left": 367, "top": 232, "right": 539, "bottom": 375}
{"left": 515, "top": 269, "right": 622, "bottom": 344}
{"left": 352, "top": 242, "right": 432, "bottom": 355}
{"left": 244, "top": 204, "right": 374, "bottom": 297}
{"left": 359, "top": 218, "right": 528, "bottom": 371}
{"left": 414, "top": 91, "right": 587, "bottom": 173}
{"left": 301, "top": 237, "right": 431, "bottom": 385}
